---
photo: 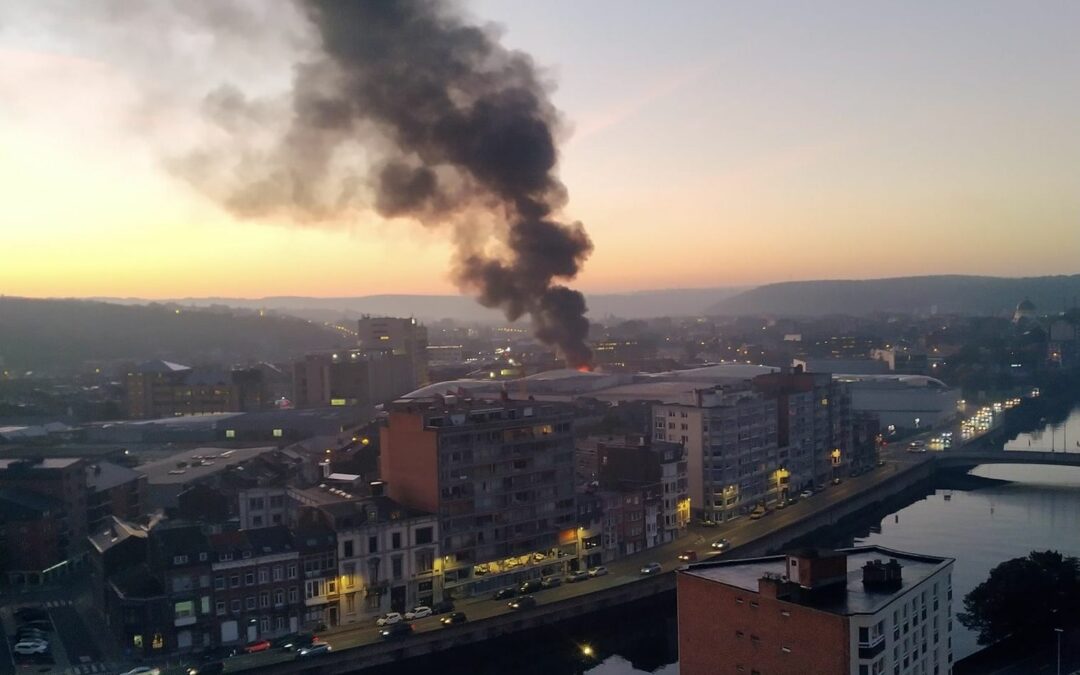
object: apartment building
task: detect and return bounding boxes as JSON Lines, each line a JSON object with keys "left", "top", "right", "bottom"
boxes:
{"left": 291, "top": 349, "right": 416, "bottom": 409}
{"left": 678, "top": 547, "right": 955, "bottom": 675}
{"left": 380, "top": 395, "right": 578, "bottom": 595}
{"left": 653, "top": 386, "right": 780, "bottom": 522}
{"left": 357, "top": 316, "right": 429, "bottom": 387}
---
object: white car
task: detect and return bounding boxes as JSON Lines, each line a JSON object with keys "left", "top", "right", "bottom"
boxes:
{"left": 404, "top": 606, "right": 432, "bottom": 620}
{"left": 799, "top": 489, "right": 814, "bottom": 499}
{"left": 376, "top": 612, "right": 403, "bottom": 626}
{"left": 121, "top": 668, "right": 161, "bottom": 675}
{"left": 587, "top": 566, "right": 608, "bottom": 577}
{"left": 13, "top": 640, "right": 49, "bottom": 655}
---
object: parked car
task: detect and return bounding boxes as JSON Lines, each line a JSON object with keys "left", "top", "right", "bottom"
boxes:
{"left": 749, "top": 505, "right": 768, "bottom": 520}
{"left": 379, "top": 622, "right": 413, "bottom": 640}
{"left": 697, "top": 519, "right": 718, "bottom": 527}
{"left": 376, "top": 612, "right": 404, "bottom": 626}
{"left": 15, "top": 629, "right": 49, "bottom": 643}
{"left": 710, "top": 538, "right": 731, "bottom": 553}
{"left": 566, "top": 570, "right": 589, "bottom": 583}
{"left": 508, "top": 596, "right": 537, "bottom": 611}
{"left": 431, "top": 600, "right": 456, "bottom": 614}
{"left": 186, "top": 662, "right": 224, "bottom": 675}
{"left": 640, "top": 562, "right": 662, "bottom": 575}
{"left": 440, "top": 611, "right": 468, "bottom": 626}
{"left": 832, "top": 477, "right": 842, "bottom": 485}
{"left": 120, "top": 667, "right": 161, "bottom": 675}
{"left": 242, "top": 640, "right": 271, "bottom": 654}
{"left": 18, "top": 620, "right": 52, "bottom": 632}
{"left": 13, "top": 641, "right": 49, "bottom": 656}
{"left": 519, "top": 580, "right": 543, "bottom": 594}
{"left": 588, "top": 566, "right": 608, "bottom": 578}
{"left": 492, "top": 588, "right": 517, "bottom": 600}
{"left": 540, "top": 576, "right": 562, "bottom": 589}
{"left": 799, "top": 489, "right": 814, "bottom": 499}
{"left": 296, "top": 643, "right": 332, "bottom": 658}
{"left": 404, "top": 606, "right": 432, "bottom": 620}
{"left": 677, "top": 550, "right": 698, "bottom": 562}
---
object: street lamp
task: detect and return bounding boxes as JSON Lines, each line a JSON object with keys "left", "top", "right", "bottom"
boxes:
{"left": 1055, "top": 627, "right": 1064, "bottom": 675}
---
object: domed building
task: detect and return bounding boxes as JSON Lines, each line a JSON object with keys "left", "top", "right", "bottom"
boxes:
{"left": 1013, "top": 298, "right": 1037, "bottom": 324}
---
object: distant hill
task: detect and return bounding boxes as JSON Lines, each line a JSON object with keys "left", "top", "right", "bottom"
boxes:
{"left": 94, "top": 287, "right": 745, "bottom": 323}
{"left": 0, "top": 297, "right": 348, "bottom": 374}
{"left": 709, "top": 275, "right": 1080, "bottom": 317}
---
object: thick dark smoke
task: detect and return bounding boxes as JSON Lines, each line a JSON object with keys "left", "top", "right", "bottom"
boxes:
{"left": 192, "top": 0, "right": 595, "bottom": 366}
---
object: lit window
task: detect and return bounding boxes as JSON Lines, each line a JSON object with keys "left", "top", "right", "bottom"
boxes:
{"left": 225, "top": 429, "right": 236, "bottom": 439}
{"left": 272, "top": 429, "right": 283, "bottom": 437}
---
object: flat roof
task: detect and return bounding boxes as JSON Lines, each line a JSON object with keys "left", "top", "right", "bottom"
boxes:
{"left": 681, "top": 546, "right": 953, "bottom": 616}
{"left": 0, "top": 457, "right": 82, "bottom": 471}
{"left": 136, "top": 446, "right": 277, "bottom": 484}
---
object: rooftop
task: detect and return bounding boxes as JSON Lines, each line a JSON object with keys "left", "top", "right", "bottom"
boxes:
{"left": 681, "top": 546, "right": 953, "bottom": 616}
{"left": 0, "top": 457, "right": 83, "bottom": 471}
{"left": 86, "top": 461, "right": 142, "bottom": 492}
{"left": 136, "top": 446, "right": 277, "bottom": 484}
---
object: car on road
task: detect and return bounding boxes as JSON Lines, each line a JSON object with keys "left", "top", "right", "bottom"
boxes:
{"left": 120, "top": 667, "right": 161, "bottom": 675}
{"left": 697, "top": 518, "right": 718, "bottom": 527}
{"left": 640, "top": 562, "right": 662, "bottom": 575}
{"left": 242, "top": 640, "right": 271, "bottom": 654}
{"left": 541, "top": 576, "right": 562, "bottom": 589}
{"left": 441, "top": 611, "right": 468, "bottom": 626}
{"left": 376, "top": 611, "right": 404, "bottom": 626}
{"left": 566, "top": 570, "right": 589, "bottom": 583}
{"left": 749, "top": 505, "right": 768, "bottom": 520}
{"left": 493, "top": 588, "right": 517, "bottom": 600}
{"left": 380, "top": 623, "right": 413, "bottom": 640}
{"left": 186, "top": 662, "right": 224, "bottom": 675}
{"left": 13, "top": 641, "right": 49, "bottom": 655}
{"left": 588, "top": 566, "right": 608, "bottom": 578}
{"left": 677, "top": 550, "right": 698, "bottom": 562}
{"left": 799, "top": 489, "right": 814, "bottom": 499}
{"left": 275, "top": 633, "right": 316, "bottom": 652}
{"left": 405, "top": 606, "right": 432, "bottom": 620}
{"left": 519, "top": 580, "right": 544, "bottom": 594}
{"left": 710, "top": 538, "right": 731, "bottom": 553}
{"left": 296, "top": 643, "right": 332, "bottom": 658}
{"left": 432, "top": 600, "right": 456, "bottom": 614}
{"left": 508, "top": 596, "right": 537, "bottom": 610}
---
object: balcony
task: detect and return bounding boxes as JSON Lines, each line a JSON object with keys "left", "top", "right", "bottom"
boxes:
{"left": 858, "top": 633, "right": 886, "bottom": 659}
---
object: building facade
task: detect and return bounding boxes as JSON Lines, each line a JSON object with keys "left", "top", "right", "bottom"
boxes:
{"left": 357, "top": 316, "right": 429, "bottom": 388}
{"left": 677, "top": 547, "right": 955, "bottom": 675}
{"left": 654, "top": 386, "right": 780, "bottom": 523}
{"left": 380, "top": 396, "right": 578, "bottom": 595}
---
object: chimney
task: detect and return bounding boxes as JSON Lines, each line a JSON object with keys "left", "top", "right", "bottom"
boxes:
{"left": 862, "top": 558, "right": 904, "bottom": 590}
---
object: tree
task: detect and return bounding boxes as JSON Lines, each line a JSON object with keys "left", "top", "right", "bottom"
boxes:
{"left": 959, "top": 551, "right": 1080, "bottom": 645}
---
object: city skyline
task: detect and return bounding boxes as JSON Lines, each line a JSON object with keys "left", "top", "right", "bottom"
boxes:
{"left": 3, "top": 0, "right": 1079, "bottom": 301}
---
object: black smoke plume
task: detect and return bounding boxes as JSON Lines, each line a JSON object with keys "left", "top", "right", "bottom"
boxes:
{"left": 194, "top": 0, "right": 594, "bottom": 366}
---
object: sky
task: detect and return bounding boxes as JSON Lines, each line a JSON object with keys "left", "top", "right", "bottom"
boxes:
{"left": 2, "top": 0, "right": 1079, "bottom": 299}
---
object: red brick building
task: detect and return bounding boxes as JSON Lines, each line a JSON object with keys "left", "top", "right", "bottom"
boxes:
{"left": 678, "top": 547, "right": 954, "bottom": 675}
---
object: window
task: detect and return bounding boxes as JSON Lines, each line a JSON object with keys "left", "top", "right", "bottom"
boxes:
{"left": 288, "top": 587, "right": 298, "bottom": 603}
{"left": 249, "top": 497, "right": 264, "bottom": 510}
{"left": 272, "top": 565, "right": 283, "bottom": 581}
{"left": 200, "top": 596, "right": 210, "bottom": 614}
{"left": 246, "top": 596, "right": 256, "bottom": 610}
{"left": 270, "top": 495, "right": 284, "bottom": 508}
{"left": 173, "top": 600, "right": 195, "bottom": 619}
{"left": 259, "top": 591, "right": 269, "bottom": 608}
{"left": 274, "top": 589, "right": 285, "bottom": 606}
{"left": 245, "top": 572, "right": 255, "bottom": 586}
{"left": 231, "top": 599, "right": 241, "bottom": 613}
{"left": 258, "top": 568, "right": 269, "bottom": 584}
{"left": 305, "top": 579, "right": 323, "bottom": 599}
{"left": 215, "top": 601, "right": 225, "bottom": 616}
{"left": 220, "top": 553, "right": 233, "bottom": 562}
{"left": 259, "top": 617, "right": 270, "bottom": 633}
{"left": 199, "top": 552, "right": 208, "bottom": 562}
{"left": 275, "top": 617, "right": 285, "bottom": 631}
{"left": 272, "top": 428, "right": 283, "bottom": 437}
{"left": 214, "top": 576, "right": 225, "bottom": 591}
{"left": 392, "top": 532, "right": 402, "bottom": 550}
{"left": 225, "top": 429, "right": 236, "bottom": 438}
{"left": 173, "top": 555, "right": 188, "bottom": 565}
{"left": 416, "top": 527, "right": 434, "bottom": 545}
{"left": 287, "top": 564, "right": 297, "bottom": 579}
{"left": 343, "top": 540, "right": 354, "bottom": 558}
{"left": 230, "top": 574, "right": 240, "bottom": 588}
{"left": 343, "top": 562, "right": 355, "bottom": 588}
{"left": 252, "top": 515, "right": 264, "bottom": 527}
{"left": 392, "top": 555, "right": 403, "bottom": 580}
{"left": 369, "top": 535, "right": 378, "bottom": 553}
{"left": 327, "top": 578, "right": 337, "bottom": 594}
